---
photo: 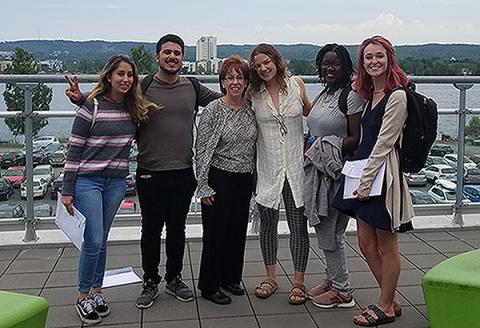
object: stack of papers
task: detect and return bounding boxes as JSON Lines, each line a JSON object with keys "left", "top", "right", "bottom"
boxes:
{"left": 342, "top": 159, "right": 386, "bottom": 199}
{"left": 55, "top": 193, "right": 86, "bottom": 250}
{"left": 102, "top": 267, "right": 142, "bottom": 288}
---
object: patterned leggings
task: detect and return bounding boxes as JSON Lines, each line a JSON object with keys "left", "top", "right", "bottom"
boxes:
{"left": 257, "top": 180, "right": 309, "bottom": 272}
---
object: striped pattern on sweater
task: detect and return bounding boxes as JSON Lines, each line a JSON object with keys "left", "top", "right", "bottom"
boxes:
{"left": 62, "top": 97, "right": 137, "bottom": 196}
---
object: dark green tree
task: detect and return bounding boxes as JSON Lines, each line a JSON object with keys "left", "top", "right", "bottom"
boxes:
{"left": 288, "top": 59, "right": 316, "bottom": 75}
{"left": 2, "top": 47, "right": 52, "bottom": 137}
{"left": 130, "top": 44, "right": 156, "bottom": 75}
{"left": 466, "top": 116, "right": 480, "bottom": 138}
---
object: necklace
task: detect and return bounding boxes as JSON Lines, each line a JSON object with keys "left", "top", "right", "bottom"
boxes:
{"left": 373, "top": 88, "right": 384, "bottom": 95}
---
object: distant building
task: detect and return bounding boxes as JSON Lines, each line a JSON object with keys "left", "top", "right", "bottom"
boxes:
{"left": 0, "top": 51, "right": 13, "bottom": 60}
{"left": 37, "top": 59, "right": 64, "bottom": 73}
{"left": 195, "top": 36, "right": 219, "bottom": 74}
{"left": 0, "top": 60, "right": 12, "bottom": 73}
{"left": 196, "top": 36, "right": 217, "bottom": 61}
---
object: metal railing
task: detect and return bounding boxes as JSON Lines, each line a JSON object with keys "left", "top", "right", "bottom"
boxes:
{"left": 0, "top": 75, "right": 480, "bottom": 242}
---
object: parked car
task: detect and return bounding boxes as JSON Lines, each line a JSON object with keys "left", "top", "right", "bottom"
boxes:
{"left": 0, "top": 151, "right": 25, "bottom": 168}
{"left": 50, "top": 173, "right": 64, "bottom": 200}
{"left": 125, "top": 174, "right": 136, "bottom": 196}
{"left": 33, "top": 147, "right": 48, "bottom": 165}
{"left": 48, "top": 150, "right": 66, "bottom": 166}
{"left": 3, "top": 166, "right": 26, "bottom": 188}
{"left": 21, "top": 177, "right": 48, "bottom": 199}
{"left": 469, "top": 154, "right": 480, "bottom": 165}
{"left": 425, "top": 156, "right": 450, "bottom": 167}
{"left": 33, "top": 136, "right": 59, "bottom": 148}
{"left": 443, "top": 154, "right": 477, "bottom": 170}
{"left": 430, "top": 143, "right": 454, "bottom": 157}
{"left": 0, "top": 203, "right": 24, "bottom": 219}
{"left": 0, "top": 178, "right": 14, "bottom": 201}
{"left": 42, "top": 142, "right": 64, "bottom": 156}
{"left": 33, "top": 164, "right": 55, "bottom": 186}
{"left": 409, "top": 190, "right": 438, "bottom": 204}
{"left": 424, "top": 164, "right": 457, "bottom": 183}
{"left": 404, "top": 170, "right": 427, "bottom": 186}
{"left": 463, "top": 185, "right": 480, "bottom": 202}
{"left": 117, "top": 199, "right": 137, "bottom": 214}
{"left": 464, "top": 168, "right": 480, "bottom": 184}
{"left": 427, "top": 179, "right": 469, "bottom": 204}
{"left": 34, "top": 204, "right": 54, "bottom": 217}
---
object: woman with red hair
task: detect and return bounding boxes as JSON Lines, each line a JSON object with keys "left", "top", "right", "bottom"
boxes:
{"left": 333, "top": 35, "right": 414, "bottom": 326}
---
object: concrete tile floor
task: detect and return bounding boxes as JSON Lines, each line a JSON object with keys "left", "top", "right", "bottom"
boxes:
{"left": 1, "top": 229, "right": 478, "bottom": 327}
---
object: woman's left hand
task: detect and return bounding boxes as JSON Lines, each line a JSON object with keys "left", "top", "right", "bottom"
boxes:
{"left": 353, "top": 189, "right": 369, "bottom": 201}
{"left": 201, "top": 196, "right": 215, "bottom": 206}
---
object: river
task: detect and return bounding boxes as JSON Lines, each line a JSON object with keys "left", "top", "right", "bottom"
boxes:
{"left": 0, "top": 82, "right": 478, "bottom": 141}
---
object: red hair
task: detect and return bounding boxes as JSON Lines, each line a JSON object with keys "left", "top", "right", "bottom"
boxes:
{"left": 353, "top": 35, "right": 409, "bottom": 100}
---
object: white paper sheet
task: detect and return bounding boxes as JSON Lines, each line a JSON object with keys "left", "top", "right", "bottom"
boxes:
{"left": 102, "top": 267, "right": 142, "bottom": 288}
{"left": 54, "top": 193, "right": 86, "bottom": 250}
{"left": 342, "top": 159, "right": 386, "bottom": 199}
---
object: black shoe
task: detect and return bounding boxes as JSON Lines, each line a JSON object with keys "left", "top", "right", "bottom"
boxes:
{"left": 165, "top": 275, "right": 194, "bottom": 302}
{"left": 136, "top": 279, "right": 159, "bottom": 309}
{"left": 75, "top": 298, "right": 102, "bottom": 325}
{"left": 221, "top": 283, "right": 245, "bottom": 296}
{"left": 90, "top": 292, "right": 110, "bottom": 317}
{"left": 202, "top": 290, "right": 232, "bottom": 305}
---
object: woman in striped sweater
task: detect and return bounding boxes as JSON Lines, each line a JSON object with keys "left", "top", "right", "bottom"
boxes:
{"left": 62, "top": 55, "right": 154, "bottom": 325}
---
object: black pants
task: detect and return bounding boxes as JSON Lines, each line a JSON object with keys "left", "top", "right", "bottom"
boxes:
{"left": 137, "top": 166, "right": 196, "bottom": 283}
{"left": 198, "top": 166, "right": 254, "bottom": 294}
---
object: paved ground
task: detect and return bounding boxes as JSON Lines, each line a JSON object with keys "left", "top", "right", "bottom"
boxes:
{"left": 1, "top": 229, "right": 479, "bottom": 328}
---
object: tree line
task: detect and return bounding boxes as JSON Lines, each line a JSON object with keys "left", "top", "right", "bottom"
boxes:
{"left": 2, "top": 46, "right": 479, "bottom": 139}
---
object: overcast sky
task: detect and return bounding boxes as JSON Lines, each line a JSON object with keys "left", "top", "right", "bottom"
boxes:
{"left": 1, "top": 0, "right": 478, "bottom": 45}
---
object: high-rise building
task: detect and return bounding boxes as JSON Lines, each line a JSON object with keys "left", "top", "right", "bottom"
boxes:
{"left": 196, "top": 36, "right": 217, "bottom": 61}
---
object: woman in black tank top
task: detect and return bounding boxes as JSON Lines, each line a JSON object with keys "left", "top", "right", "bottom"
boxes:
{"left": 334, "top": 36, "right": 414, "bottom": 326}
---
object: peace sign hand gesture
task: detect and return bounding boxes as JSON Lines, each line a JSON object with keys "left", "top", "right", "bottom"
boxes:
{"left": 64, "top": 75, "right": 83, "bottom": 102}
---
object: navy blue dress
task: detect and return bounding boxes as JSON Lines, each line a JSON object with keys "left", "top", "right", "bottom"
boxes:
{"left": 332, "top": 95, "right": 393, "bottom": 231}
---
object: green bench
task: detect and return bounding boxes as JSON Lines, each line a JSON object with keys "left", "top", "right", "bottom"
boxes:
{"left": 421, "top": 249, "right": 480, "bottom": 328}
{"left": 0, "top": 291, "right": 49, "bottom": 328}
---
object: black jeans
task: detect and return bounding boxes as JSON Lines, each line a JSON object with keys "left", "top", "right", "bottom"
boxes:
{"left": 137, "top": 166, "right": 196, "bottom": 283}
{"left": 198, "top": 166, "right": 254, "bottom": 294}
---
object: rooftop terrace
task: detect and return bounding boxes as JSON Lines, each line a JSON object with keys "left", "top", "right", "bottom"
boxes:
{"left": 1, "top": 224, "right": 478, "bottom": 328}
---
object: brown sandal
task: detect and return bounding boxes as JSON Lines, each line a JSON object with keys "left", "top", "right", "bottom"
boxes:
{"left": 288, "top": 283, "right": 307, "bottom": 305}
{"left": 255, "top": 278, "right": 278, "bottom": 299}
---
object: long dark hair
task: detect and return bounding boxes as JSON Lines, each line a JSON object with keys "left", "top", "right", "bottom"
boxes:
{"left": 315, "top": 43, "right": 354, "bottom": 90}
{"left": 89, "top": 55, "right": 155, "bottom": 122}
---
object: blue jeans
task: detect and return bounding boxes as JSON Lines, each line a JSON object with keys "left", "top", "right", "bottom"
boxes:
{"left": 74, "top": 176, "right": 126, "bottom": 293}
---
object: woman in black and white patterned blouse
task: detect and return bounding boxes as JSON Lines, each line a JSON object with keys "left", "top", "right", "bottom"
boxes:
{"left": 195, "top": 55, "right": 257, "bottom": 305}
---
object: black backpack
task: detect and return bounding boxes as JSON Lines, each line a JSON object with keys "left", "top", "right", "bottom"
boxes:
{"left": 140, "top": 75, "right": 201, "bottom": 115}
{"left": 397, "top": 83, "right": 438, "bottom": 173}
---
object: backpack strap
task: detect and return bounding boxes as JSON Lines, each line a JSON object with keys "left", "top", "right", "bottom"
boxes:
{"left": 90, "top": 98, "right": 99, "bottom": 132}
{"left": 338, "top": 84, "right": 352, "bottom": 116}
{"left": 140, "top": 74, "right": 155, "bottom": 94}
{"left": 187, "top": 76, "right": 201, "bottom": 115}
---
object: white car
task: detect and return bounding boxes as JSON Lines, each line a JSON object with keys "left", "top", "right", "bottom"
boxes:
{"left": 21, "top": 177, "right": 48, "bottom": 199}
{"left": 404, "top": 170, "right": 427, "bottom": 186}
{"left": 33, "top": 164, "right": 55, "bottom": 186}
{"left": 424, "top": 164, "right": 456, "bottom": 183}
{"left": 443, "top": 154, "right": 477, "bottom": 170}
{"left": 33, "top": 136, "right": 59, "bottom": 148}
{"left": 427, "top": 179, "right": 469, "bottom": 204}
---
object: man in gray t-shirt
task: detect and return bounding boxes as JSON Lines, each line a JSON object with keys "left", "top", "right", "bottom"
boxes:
{"left": 134, "top": 34, "right": 221, "bottom": 308}
{"left": 66, "top": 34, "right": 220, "bottom": 310}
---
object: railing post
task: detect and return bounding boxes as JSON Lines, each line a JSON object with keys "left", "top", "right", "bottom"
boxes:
{"left": 17, "top": 83, "right": 39, "bottom": 242}
{"left": 453, "top": 83, "right": 474, "bottom": 225}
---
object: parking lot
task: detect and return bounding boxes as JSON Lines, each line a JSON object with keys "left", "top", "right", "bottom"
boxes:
{"left": 2, "top": 140, "right": 480, "bottom": 219}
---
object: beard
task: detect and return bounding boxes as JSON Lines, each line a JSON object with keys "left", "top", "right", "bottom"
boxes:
{"left": 159, "top": 61, "right": 182, "bottom": 75}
